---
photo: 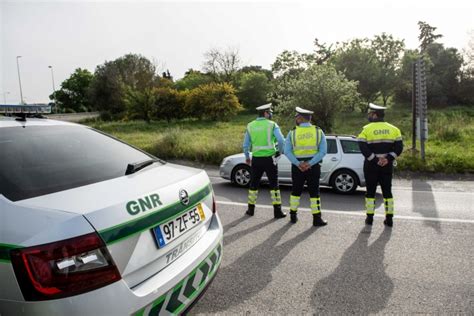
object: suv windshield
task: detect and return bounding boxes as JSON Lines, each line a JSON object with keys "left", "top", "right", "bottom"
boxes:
{"left": 0, "top": 125, "right": 161, "bottom": 201}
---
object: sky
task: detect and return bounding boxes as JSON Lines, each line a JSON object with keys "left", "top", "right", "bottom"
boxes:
{"left": 1, "top": 0, "right": 473, "bottom": 104}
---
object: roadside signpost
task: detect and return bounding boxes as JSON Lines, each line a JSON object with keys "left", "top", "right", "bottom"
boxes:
{"left": 413, "top": 58, "right": 428, "bottom": 160}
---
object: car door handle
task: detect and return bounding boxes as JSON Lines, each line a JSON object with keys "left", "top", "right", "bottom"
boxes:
{"left": 331, "top": 157, "right": 338, "bottom": 161}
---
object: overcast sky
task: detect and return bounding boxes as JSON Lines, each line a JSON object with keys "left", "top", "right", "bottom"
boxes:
{"left": 1, "top": 0, "right": 473, "bottom": 104}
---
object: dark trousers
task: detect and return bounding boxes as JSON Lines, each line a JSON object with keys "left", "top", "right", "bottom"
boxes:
{"left": 291, "top": 163, "right": 321, "bottom": 197}
{"left": 364, "top": 161, "right": 393, "bottom": 199}
{"left": 250, "top": 156, "right": 279, "bottom": 190}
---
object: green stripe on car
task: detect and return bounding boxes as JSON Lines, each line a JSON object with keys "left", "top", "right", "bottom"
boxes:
{"left": 0, "top": 243, "right": 21, "bottom": 263}
{"left": 100, "top": 184, "right": 212, "bottom": 245}
{"left": 0, "top": 184, "right": 212, "bottom": 262}
{"left": 135, "top": 242, "right": 222, "bottom": 316}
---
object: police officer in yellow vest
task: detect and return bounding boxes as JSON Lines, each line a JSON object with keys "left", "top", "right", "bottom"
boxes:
{"left": 243, "top": 103, "right": 287, "bottom": 218}
{"left": 358, "top": 103, "right": 403, "bottom": 227}
{"left": 285, "top": 107, "right": 328, "bottom": 226}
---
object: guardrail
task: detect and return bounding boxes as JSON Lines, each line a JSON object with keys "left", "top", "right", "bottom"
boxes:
{"left": 47, "top": 112, "right": 100, "bottom": 122}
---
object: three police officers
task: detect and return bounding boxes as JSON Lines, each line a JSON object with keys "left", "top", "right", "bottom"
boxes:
{"left": 284, "top": 107, "right": 328, "bottom": 226}
{"left": 243, "top": 103, "right": 287, "bottom": 219}
{"left": 357, "top": 103, "right": 403, "bottom": 227}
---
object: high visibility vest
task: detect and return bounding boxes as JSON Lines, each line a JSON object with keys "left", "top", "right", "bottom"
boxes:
{"left": 247, "top": 119, "right": 277, "bottom": 157}
{"left": 291, "top": 125, "right": 322, "bottom": 159}
{"left": 357, "top": 122, "right": 402, "bottom": 144}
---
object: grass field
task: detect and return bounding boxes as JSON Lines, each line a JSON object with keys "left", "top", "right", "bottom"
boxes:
{"left": 87, "top": 106, "right": 474, "bottom": 174}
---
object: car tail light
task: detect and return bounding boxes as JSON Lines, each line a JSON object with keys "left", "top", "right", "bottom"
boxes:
{"left": 10, "top": 232, "right": 121, "bottom": 301}
{"left": 212, "top": 194, "right": 217, "bottom": 214}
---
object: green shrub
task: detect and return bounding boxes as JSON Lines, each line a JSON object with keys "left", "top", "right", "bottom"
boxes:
{"left": 151, "top": 88, "right": 187, "bottom": 122}
{"left": 184, "top": 83, "right": 243, "bottom": 121}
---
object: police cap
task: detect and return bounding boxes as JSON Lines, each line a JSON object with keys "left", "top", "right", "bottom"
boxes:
{"left": 256, "top": 103, "right": 272, "bottom": 112}
{"left": 368, "top": 103, "right": 387, "bottom": 112}
{"left": 295, "top": 106, "right": 314, "bottom": 117}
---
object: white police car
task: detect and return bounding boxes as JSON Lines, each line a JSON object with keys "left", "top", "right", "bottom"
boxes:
{"left": 0, "top": 105, "right": 223, "bottom": 315}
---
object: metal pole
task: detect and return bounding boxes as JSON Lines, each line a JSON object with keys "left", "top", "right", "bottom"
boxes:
{"left": 417, "top": 58, "right": 427, "bottom": 161}
{"left": 48, "top": 65, "right": 56, "bottom": 92}
{"left": 412, "top": 62, "right": 417, "bottom": 151}
{"left": 16, "top": 56, "right": 24, "bottom": 104}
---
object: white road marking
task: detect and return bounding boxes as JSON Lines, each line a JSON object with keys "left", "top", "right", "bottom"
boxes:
{"left": 216, "top": 200, "right": 474, "bottom": 224}
{"left": 390, "top": 187, "right": 473, "bottom": 194}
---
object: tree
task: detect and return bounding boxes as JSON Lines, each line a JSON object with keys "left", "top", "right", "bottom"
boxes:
{"left": 331, "top": 39, "right": 382, "bottom": 110}
{"left": 393, "top": 49, "right": 419, "bottom": 104}
{"left": 275, "top": 64, "right": 359, "bottom": 132}
{"left": 174, "top": 69, "right": 213, "bottom": 90}
{"left": 151, "top": 87, "right": 187, "bottom": 122}
{"left": 458, "top": 31, "right": 474, "bottom": 105}
{"left": 89, "top": 54, "right": 163, "bottom": 117}
{"left": 124, "top": 88, "right": 156, "bottom": 122}
{"left": 203, "top": 47, "right": 241, "bottom": 83}
{"left": 270, "top": 51, "right": 312, "bottom": 106}
{"left": 238, "top": 65, "right": 273, "bottom": 80}
{"left": 312, "top": 38, "right": 335, "bottom": 65}
{"left": 184, "top": 83, "right": 243, "bottom": 121}
{"left": 418, "top": 21, "right": 443, "bottom": 52}
{"left": 271, "top": 38, "right": 334, "bottom": 77}
{"left": 424, "top": 43, "right": 463, "bottom": 105}
{"left": 237, "top": 72, "right": 271, "bottom": 109}
{"left": 271, "top": 50, "right": 310, "bottom": 78}
{"left": 371, "top": 33, "right": 405, "bottom": 105}
{"left": 49, "top": 68, "right": 94, "bottom": 112}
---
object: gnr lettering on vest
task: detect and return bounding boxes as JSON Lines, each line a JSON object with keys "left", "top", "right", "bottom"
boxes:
{"left": 297, "top": 132, "right": 315, "bottom": 140}
{"left": 373, "top": 129, "right": 390, "bottom": 135}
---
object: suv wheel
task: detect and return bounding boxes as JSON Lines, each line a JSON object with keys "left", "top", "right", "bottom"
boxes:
{"left": 232, "top": 164, "right": 251, "bottom": 187}
{"left": 330, "top": 169, "right": 358, "bottom": 194}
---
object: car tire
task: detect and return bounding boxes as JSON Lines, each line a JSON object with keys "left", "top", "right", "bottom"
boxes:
{"left": 231, "top": 164, "right": 251, "bottom": 187}
{"left": 330, "top": 169, "right": 359, "bottom": 194}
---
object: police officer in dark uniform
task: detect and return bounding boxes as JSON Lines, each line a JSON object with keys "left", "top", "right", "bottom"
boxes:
{"left": 358, "top": 103, "right": 403, "bottom": 227}
{"left": 243, "top": 103, "right": 287, "bottom": 218}
{"left": 284, "top": 107, "right": 328, "bottom": 226}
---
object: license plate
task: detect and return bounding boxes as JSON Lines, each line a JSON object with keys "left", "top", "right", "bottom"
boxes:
{"left": 153, "top": 204, "right": 205, "bottom": 248}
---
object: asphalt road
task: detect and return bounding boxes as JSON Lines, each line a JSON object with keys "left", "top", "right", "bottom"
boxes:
{"left": 190, "top": 167, "right": 474, "bottom": 314}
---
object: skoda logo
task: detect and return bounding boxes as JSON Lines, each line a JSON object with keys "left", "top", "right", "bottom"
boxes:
{"left": 179, "top": 189, "right": 189, "bottom": 206}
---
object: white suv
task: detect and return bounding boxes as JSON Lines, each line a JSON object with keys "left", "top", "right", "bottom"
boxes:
{"left": 219, "top": 135, "right": 366, "bottom": 194}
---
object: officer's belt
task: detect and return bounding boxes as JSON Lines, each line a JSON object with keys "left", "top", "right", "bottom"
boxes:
{"left": 297, "top": 157, "right": 312, "bottom": 161}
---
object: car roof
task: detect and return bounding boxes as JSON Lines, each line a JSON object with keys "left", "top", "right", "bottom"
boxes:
{"left": 0, "top": 116, "right": 79, "bottom": 128}
{"left": 326, "top": 134, "right": 357, "bottom": 140}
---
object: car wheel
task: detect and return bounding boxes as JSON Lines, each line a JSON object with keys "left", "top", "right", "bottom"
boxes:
{"left": 330, "top": 169, "right": 358, "bottom": 194}
{"left": 231, "top": 164, "right": 251, "bottom": 187}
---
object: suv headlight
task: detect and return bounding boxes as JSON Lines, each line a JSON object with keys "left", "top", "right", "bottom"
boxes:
{"left": 220, "top": 157, "right": 231, "bottom": 166}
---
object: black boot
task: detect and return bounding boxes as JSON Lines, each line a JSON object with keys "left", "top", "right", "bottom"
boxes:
{"left": 273, "top": 204, "right": 287, "bottom": 219}
{"left": 290, "top": 211, "right": 298, "bottom": 223}
{"left": 365, "top": 214, "right": 374, "bottom": 225}
{"left": 384, "top": 214, "right": 393, "bottom": 227}
{"left": 313, "top": 213, "right": 327, "bottom": 226}
{"left": 245, "top": 204, "right": 255, "bottom": 216}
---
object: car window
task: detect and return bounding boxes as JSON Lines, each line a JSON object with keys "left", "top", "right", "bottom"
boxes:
{"left": 0, "top": 125, "right": 161, "bottom": 201}
{"left": 327, "top": 139, "right": 338, "bottom": 154}
{"left": 341, "top": 140, "right": 362, "bottom": 154}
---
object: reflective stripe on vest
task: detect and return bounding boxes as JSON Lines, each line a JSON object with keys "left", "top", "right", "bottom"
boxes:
{"left": 247, "top": 119, "right": 277, "bottom": 156}
{"left": 291, "top": 126, "right": 321, "bottom": 158}
{"left": 357, "top": 122, "right": 402, "bottom": 144}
